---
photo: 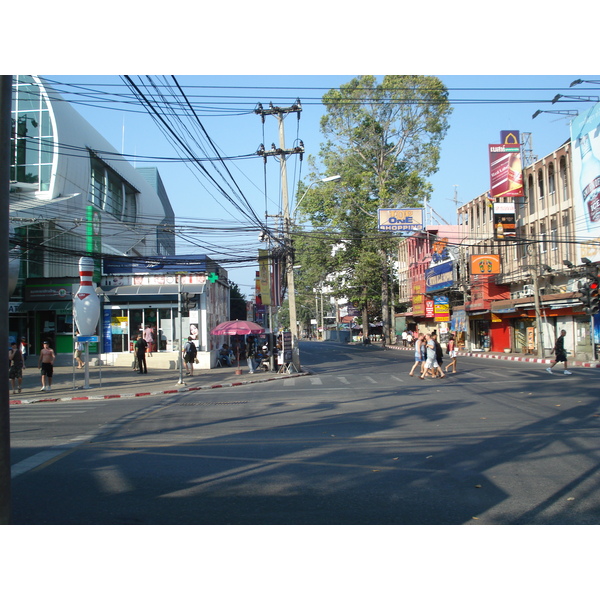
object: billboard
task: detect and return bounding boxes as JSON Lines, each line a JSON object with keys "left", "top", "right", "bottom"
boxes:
{"left": 258, "top": 249, "right": 272, "bottom": 305}
{"left": 570, "top": 102, "right": 600, "bottom": 263}
{"left": 425, "top": 261, "right": 454, "bottom": 293}
{"left": 488, "top": 143, "right": 524, "bottom": 197}
{"left": 470, "top": 254, "right": 501, "bottom": 275}
{"left": 493, "top": 202, "right": 516, "bottom": 239}
{"left": 378, "top": 208, "right": 424, "bottom": 232}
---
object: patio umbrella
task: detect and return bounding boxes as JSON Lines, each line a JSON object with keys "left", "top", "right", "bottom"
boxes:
{"left": 210, "top": 320, "right": 266, "bottom": 373}
{"left": 210, "top": 320, "right": 265, "bottom": 336}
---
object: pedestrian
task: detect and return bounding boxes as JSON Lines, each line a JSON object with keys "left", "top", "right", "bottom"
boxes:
{"left": 9, "top": 341, "right": 24, "bottom": 394}
{"left": 38, "top": 340, "right": 56, "bottom": 391}
{"left": 20, "top": 337, "right": 29, "bottom": 368}
{"left": 445, "top": 334, "right": 458, "bottom": 374}
{"left": 246, "top": 335, "right": 256, "bottom": 373}
{"left": 406, "top": 331, "right": 413, "bottom": 347}
{"left": 135, "top": 334, "right": 148, "bottom": 374}
{"left": 421, "top": 333, "right": 445, "bottom": 379}
{"left": 183, "top": 336, "right": 197, "bottom": 376}
{"left": 546, "top": 329, "right": 571, "bottom": 375}
{"left": 409, "top": 333, "right": 426, "bottom": 377}
{"left": 144, "top": 325, "right": 154, "bottom": 357}
{"left": 73, "top": 331, "right": 85, "bottom": 368}
{"left": 401, "top": 330, "right": 408, "bottom": 347}
{"left": 432, "top": 332, "right": 446, "bottom": 378}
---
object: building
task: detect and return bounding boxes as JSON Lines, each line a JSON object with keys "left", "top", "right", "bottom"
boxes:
{"left": 9, "top": 75, "right": 229, "bottom": 365}
{"left": 456, "top": 139, "right": 595, "bottom": 360}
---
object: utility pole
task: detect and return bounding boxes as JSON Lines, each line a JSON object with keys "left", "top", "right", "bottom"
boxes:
{"left": 255, "top": 101, "right": 304, "bottom": 370}
{"left": 1, "top": 76, "right": 12, "bottom": 524}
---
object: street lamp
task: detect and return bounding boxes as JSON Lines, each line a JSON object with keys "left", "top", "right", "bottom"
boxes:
{"left": 293, "top": 175, "right": 341, "bottom": 217}
{"left": 284, "top": 175, "right": 341, "bottom": 369}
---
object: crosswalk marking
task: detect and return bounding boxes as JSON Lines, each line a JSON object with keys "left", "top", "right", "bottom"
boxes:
{"left": 310, "top": 378, "right": 323, "bottom": 385}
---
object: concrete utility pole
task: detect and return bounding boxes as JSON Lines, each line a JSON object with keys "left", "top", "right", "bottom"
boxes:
{"left": 0, "top": 76, "right": 12, "bottom": 524}
{"left": 255, "top": 102, "right": 303, "bottom": 370}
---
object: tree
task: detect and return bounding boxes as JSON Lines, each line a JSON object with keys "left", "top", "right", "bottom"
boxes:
{"left": 295, "top": 75, "right": 452, "bottom": 342}
{"left": 229, "top": 282, "right": 247, "bottom": 320}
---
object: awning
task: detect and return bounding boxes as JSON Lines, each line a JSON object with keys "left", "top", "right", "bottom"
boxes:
{"left": 99, "top": 283, "right": 206, "bottom": 296}
{"left": 17, "top": 301, "right": 72, "bottom": 311}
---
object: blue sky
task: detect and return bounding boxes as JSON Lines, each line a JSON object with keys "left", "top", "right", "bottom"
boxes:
{"left": 39, "top": 74, "right": 600, "bottom": 295}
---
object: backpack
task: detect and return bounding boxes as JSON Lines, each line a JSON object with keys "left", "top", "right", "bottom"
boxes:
{"left": 186, "top": 342, "right": 197, "bottom": 357}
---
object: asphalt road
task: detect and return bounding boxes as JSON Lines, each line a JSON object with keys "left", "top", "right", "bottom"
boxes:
{"left": 8, "top": 341, "right": 600, "bottom": 524}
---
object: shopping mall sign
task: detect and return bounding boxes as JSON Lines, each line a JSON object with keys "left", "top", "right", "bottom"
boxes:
{"left": 378, "top": 208, "right": 423, "bottom": 232}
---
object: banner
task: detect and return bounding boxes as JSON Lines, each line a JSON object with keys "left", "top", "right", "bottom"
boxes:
{"left": 489, "top": 143, "right": 524, "bottom": 197}
{"left": 258, "top": 249, "right": 271, "bottom": 305}
{"left": 570, "top": 102, "right": 600, "bottom": 263}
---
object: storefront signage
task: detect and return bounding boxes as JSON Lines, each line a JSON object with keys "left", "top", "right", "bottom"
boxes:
{"left": 102, "top": 274, "right": 207, "bottom": 287}
{"left": 378, "top": 208, "right": 424, "bottom": 231}
{"left": 470, "top": 254, "right": 501, "bottom": 275}
{"left": 104, "top": 255, "right": 212, "bottom": 275}
{"left": 493, "top": 202, "right": 516, "bottom": 239}
{"left": 434, "top": 295, "right": 449, "bottom": 322}
{"left": 24, "top": 278, "right": 77, "bottom": 301}
{"left": 412, "top": 280, "right": 426, "bottom": 316}
{"left": 425, "top": 261, "right": 454, "bottom": 293}
{"left": 425, "top": 299, "right": 434, "bottom": 318}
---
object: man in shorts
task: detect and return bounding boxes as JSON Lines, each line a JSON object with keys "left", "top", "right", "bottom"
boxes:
{"left": 38, "top": 340, "right": 56, "bottom": 391}
{"left": 546, "top": 329, "right": 571, "bottom": 375}
{"left": 9, "top": 342, "right": 24, "bottom": 394}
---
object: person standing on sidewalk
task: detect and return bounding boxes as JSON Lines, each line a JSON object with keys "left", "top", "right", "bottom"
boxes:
{"left": 73, "top": 331, "right": 85, "bottom": 369}
{"left": 183, "top": 336, "right": 197, "bottom": 376}
{"left": 135, "top": 334, "right": 148, "bottom": 374}
{"left": 546, "top": 330, "right": 571, "bottom": 375}
{"left": 9, "top": 342, "right": 24, "bottom": 394}
{"left": 38, "top": 340, "right": 56, "bottom": 391}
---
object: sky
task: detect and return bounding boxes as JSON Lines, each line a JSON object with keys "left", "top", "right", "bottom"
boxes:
{"left": 35, "top": 73, "right": 600, "bottom": 297}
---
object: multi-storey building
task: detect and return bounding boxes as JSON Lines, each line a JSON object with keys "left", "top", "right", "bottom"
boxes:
{"left": 456, "top": 140, "right": 594, "bottom": 360}
{"left": 9, "top": 75, "right": 228, "bottom": 365}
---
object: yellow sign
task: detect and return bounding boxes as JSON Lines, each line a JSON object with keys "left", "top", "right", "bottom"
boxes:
{"left": 378, "top": 208, "right": 424, "bottom": 231}
{"left": 471, "top": 254, "right": 501, "bottom": 275}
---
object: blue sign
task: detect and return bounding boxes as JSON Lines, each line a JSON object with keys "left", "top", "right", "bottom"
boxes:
{"left": 77, "top": 335, "right": 98, "bottom": 343}
{"left": 104, "top": 254, "right": 211, "bottom": 275}
{"left": 425, "top": 261, "right": 454, "bottom": 293}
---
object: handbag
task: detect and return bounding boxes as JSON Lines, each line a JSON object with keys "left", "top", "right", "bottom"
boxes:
{"left": 194, "top": 358, "right": 199, "bottom": 364}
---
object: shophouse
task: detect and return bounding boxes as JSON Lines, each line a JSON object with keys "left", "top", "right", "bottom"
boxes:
{"left": 456, "top": 139, "right": 595, "bottom": 360}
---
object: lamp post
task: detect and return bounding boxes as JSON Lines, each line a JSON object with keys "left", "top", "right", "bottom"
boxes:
{"left": 284, "top": 175, "right": 341, "bottom": 368}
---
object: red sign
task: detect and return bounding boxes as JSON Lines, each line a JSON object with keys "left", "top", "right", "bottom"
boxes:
{"left": 489, "top": 143, "right": 524, "bottom": 197}
{"left": 425, "top": 299, "right": 434, "bottom": 318}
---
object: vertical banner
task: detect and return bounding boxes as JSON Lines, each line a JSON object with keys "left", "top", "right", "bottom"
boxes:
{"left": 570, "top": 102, "right": 600, "bottom": 263}
{"left": 258, "top": 249, "right": 271, "bottom": 305}
{"left": 433, "top": 295, "right": 449, "bottom": 322}
{"left": 86, "top": 205, "right": 102, "bottom": 282}
{"left": 489, "top": 143, "right": 523, "bottom": 197}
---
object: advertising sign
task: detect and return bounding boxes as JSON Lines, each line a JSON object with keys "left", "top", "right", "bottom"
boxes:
{"left": 378, "top": 208, "right": 424, "bottom": 232}
{"left": 434, "top": 295, "right": 450, "bottom": 322}
{"left": 470, "top": 254, "right": 501, "bottom": 275}
{"left": 425, "top": 299, "right": 434, "bottom": 318}
{"left": 425, "top": 261, "right": 454, "bottom": 293}
{"left": 489, "top": 143, "right": 524, "bottom": 197}
{"left": 493, "top": 202, "right": 516, "bottom": 239}
{"left": 258, "top": 249, "right": 272, "bottom": 305}
{"left": 570, "top": 102, "right": 600, "bottom": 263}
{"left": 412, "top": 280, "right": 426, "bottom": 316}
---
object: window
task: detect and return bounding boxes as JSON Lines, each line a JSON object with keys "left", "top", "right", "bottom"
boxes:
{"left": 528, "top": 174, "right": 535, "bottom": 213}
{"left": 11, "top": 76, "right": 54, "bottom": 191}
{"left": 540, "top": 221, "right": 547, "bottom": 254}
{"left": 548, "top": 163, "right": 556, "bottom": 205}
{"left": 538, "top": 171, "right": 544, "bottom": 208}
{"left": 551, "top": 218, "right": 558, "bottom": 252}
{"left": 559, "top": 157, "right": 568, "bottom": 201}
{"left": 89, "top": 152, "right": 137, "bottom": 223}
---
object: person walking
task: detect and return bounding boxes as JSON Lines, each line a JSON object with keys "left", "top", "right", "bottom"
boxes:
{"left": 546, "top": 329, "right": 571, "bottom": 375}
{"left": 183, "top": 336, "right": 197, "bottom": 376}
{"left": 9, "top": 341, "right": 24, "bottom": 394}
{"left": 38, "top": 340, "right": 56, "bottom": 391}
{"left": 246, "top": 335, "right": 256, "bottom": 374}
{"left": 135, "top": 334, "right": 148, "bottom": 374}
{"left": 421, "top": 333, "right": 445, "bottom": 379}
{"left": 432, "top": 332, "right": 446, "bottom": 378}
{"left": 445, "top": 334, "right": 458, "bottom": 374}
{"left": 144, "top": 325, "right": 154, "bottom": 357}
{"left": 409, "top": 333, "right": 426, "bottom": 377}
{"left": 20, "top": 337, "right": 29, "bottom": 368}
{"left": 401, "top": 330, "right": 408, "bottom": 347}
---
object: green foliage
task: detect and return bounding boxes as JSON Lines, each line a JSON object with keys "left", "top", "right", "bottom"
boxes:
{"left": 293, "top": 75, "right": 451, "bottom": 333}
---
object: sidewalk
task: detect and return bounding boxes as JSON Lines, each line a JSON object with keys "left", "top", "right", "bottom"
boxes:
{"left": 9, "top": 359, "right": 308, "bottom": 405}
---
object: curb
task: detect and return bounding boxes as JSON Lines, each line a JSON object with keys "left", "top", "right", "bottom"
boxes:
{"left": 9, "top": 370, "right": 310, "bottom": 406}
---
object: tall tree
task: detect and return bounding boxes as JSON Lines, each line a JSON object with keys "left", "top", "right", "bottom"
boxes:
{"left": 295, "top": 75, "right": 452, "bottom": 341}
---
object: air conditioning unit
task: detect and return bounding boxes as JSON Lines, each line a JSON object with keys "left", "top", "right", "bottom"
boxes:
{"left": 523, "top": 285, "right": 535, "bottom": 296}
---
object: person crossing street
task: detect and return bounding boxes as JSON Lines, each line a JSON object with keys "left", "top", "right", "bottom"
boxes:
{"left": 546, "top": 329, "right": 571, "bottom": 375}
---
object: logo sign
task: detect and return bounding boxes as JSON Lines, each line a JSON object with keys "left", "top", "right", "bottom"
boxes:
{"left": 378, "top": 208, "right": 424, "bottom": 231}
{"left": 470, "top": 254, "right": 501, "bottom": 275}
{"left": 489, "top": 143, "right": 523, "bottom": 197}
{"left": 500, "top": 130, "right": 520, "bottom": 144}
{"left": 425, "top": 299, "right": 434, "bottom": 318}
{"left": 434, "top": 295, "right": 450, "bottom": 322}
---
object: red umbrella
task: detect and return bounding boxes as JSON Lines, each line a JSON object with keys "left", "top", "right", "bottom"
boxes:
{"left": 210, "top": 320, "right": 265, "bottom": 336}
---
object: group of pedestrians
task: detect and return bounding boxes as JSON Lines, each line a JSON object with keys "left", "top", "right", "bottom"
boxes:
{"left": 409, "top": 332, "right": 457, "bottom": 379}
